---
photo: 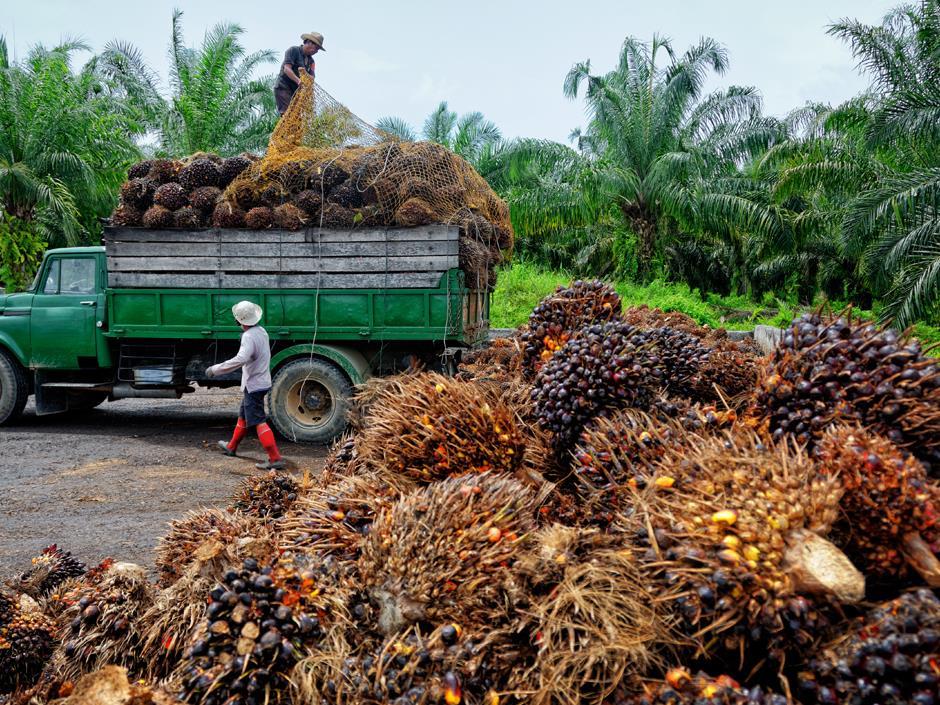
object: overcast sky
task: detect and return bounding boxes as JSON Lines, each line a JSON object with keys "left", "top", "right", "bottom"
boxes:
{"left": 2, "top": 1, "right": 892, "bottom": 144}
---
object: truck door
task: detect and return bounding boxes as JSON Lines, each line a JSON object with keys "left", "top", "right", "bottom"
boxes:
{"left": 30, "top": 256, "right": 100, "bottom": 369}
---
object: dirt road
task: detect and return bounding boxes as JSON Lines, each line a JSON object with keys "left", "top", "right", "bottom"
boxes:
{"left": 0, "top": 388, "right": 328, "bottom": 578}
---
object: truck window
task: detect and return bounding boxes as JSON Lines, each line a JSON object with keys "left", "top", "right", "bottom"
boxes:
{"left": 42, "top": 260, "right": 60, "bottom": 294}
{"left": 42, "top": 258, "right": 96, "bottom": 295}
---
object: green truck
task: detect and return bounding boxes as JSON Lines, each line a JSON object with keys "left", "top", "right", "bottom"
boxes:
{"left": 0, "top": 225, "right": 488, "bottom": 442}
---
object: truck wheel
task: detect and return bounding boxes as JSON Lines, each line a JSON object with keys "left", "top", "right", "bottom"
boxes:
{"left": 269, "top": 358, "right": 353, "bottom": 444}
{"left": 0, "top": 350, "right": 29, "bottom": 425}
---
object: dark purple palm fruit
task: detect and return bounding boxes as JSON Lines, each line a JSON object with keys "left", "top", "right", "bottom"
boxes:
{"left": 153, "top": 182, "right": 189, "bottom": 211}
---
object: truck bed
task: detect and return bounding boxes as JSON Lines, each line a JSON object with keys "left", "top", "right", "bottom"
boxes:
{"left": 102, "top": 225, "right": 487, "bottom": 346}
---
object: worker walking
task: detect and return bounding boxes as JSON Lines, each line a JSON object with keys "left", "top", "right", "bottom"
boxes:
{"left": 274, "top": 32, "right": 325, "bottom": 116}
{"left": 208, "top": 301, "right": 286, "bottom": 470}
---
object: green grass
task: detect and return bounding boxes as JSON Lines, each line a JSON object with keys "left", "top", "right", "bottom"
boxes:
{"left": 490, "top": 261, "right": 940, "bottom": 347}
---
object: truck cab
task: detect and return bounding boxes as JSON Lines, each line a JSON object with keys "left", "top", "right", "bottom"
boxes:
{"left": 0, "top": 236, "right": 487, "bottom": 443}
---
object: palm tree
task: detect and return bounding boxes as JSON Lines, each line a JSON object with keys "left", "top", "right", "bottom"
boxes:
{"left": 97, "top": 9, "right": 278, "bottom": 157}
{"left": 0, "top": 37, "right": 140, "bottom": 261}
{"left": 501, "top": 35, "right": 782, "bottom": 281}
{"left": 830, "top": 1, "right": 940, "bottom": 325}
{"left": 376, "top": 101, "right": 502, "bottom": 168}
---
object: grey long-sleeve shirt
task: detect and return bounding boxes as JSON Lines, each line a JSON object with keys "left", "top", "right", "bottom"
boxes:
{"left": 207, "top": 325, "right": 272, "bottom": 392}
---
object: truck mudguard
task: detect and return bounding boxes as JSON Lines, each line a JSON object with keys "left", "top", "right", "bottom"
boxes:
{"left": 270, "top": 344, "right": 371, "bottom": 386}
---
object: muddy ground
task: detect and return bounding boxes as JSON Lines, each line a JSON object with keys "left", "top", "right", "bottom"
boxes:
{"left": 0, "top": 388, "right": 328, "bottom": 578}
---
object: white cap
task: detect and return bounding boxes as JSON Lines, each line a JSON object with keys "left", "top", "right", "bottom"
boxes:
{"left": 232, "top": 301, "right": 263, "bottom": 326}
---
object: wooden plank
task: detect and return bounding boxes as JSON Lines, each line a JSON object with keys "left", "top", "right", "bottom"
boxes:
{"left": 387, "top": 226, "right": 460, "bottom": 242}
{"left": 220, "top": 240, "right": 458, "bottom": 258}
{"left": 104, "top": 228, "right": 220, "bottom": 243}
{"left": 107, "top": 241, "right": 220, "bottom": 257}
{"left": 109, "top": 272, "right": 220, "bottom": 288}
{"left": 221, "top": 272, "right": 445, "bottom": 289}
{"left": 108, "top": 256, "right": 220, "bottom": 272}
{"left": 219, "top": 255, "right": 457, "bottom": 273}
{"left": 104, "top": 225, "right": 460, "bottom": 245}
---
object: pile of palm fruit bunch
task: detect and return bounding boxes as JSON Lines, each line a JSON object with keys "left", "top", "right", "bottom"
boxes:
{"left": 752, "top": 311, "right": 940, "bottom": 467}
{"left": 7, "top": 289, "right": 940, "bottom": 705}
{"left": 110, "top": 153, "right": 256, "bottom": 229}
{"left": 109, "top": 76, "right": 513, "bottom": 289}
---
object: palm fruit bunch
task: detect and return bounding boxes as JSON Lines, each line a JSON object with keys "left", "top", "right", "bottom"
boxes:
{"left": 153, "top": 182, "right": 189, "bottom": 211}
{"left": 16, "top": 544, "right": 86, "bottom": 598}
{"left": 0, "top": 603, "right": 56, "bottom": 694}
{"left": 211, "top": 202, "right": 246, "bottom": 228}
{"left": 190, "top": 186, "right": 222, "bottom": 214}
{"left": 456, "top": 335, "right": 523, "bottom": 383}
{"left": 515, "top": 527, "right": 671, "bottom": 705}
{"left": 752, "top": 312, "right": 940, "bottom": 467}
{"left": 532, "top": 320, "right": 666, "bottom": 454}
{"left": 277, "top": 472, "right": 409, "bottom": 564}
{"left": 230, "top": 471, "right": 300, "bottom": 519}
{"left": 178, "top": 157, "right": 222, "bottom": 191}
{"left": 244, "top": 206, "right": 274, "bottom": 229}
{"left": 220, "top": 155, "right": 253, "bottom": 186}
{"left": 797, "top": 589, "right": 940, "bottom": 705}
{"left": 338, "top": 474, "right": 537, "bottom": 703}
{"left": 612, "top": 668, "right": 787, "bottom": 705}
{"left": 520, "top": 280, "right": 622, "bottom": 379}
{"left": 142, "top": 205, "right": 174, "bottom": 228}
{"left": 632, "top": 326, "right": 713, "bottom": 400}
{"left": 147, "top": 158, "right": 180, "bottom": 184}
{"left": 359, "top": 473, "right": 535, "bottom": 637}
{"left": 688, "top": 339, "right": 763, "bottom": 405}
{"left": 571, "top": 410, "right": 694, "bottom": 527}
{"left": 320, "top": 431, "right": 358, "bottom": 477}
{"left": 353, "top": 373, "right": 527, "bottom": 482}
{"left": 53, "top": 562, "right": 154, "bottom": 682}
{"left": 272, "top": 202, "right": 306, "bottom": 230}
{"left": 155, "top": 509, "right": 269, "bottom": 587}
{"left": 138, "top": 565, "right": 216, "bottom": 681}
{"left": 176, "top": 553, "right": 347, "bottom": 705}
{"left": 814, "top": 426, "right": 940, "bottom": 587}
{"left": 623, "top": 433, "right": 864, "bottom": 666}
{"left": 322, "top": 621, "right": 521, "bottom": 705}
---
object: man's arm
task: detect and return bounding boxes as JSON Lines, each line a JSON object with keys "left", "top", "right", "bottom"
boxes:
{"left": 207, "top": 335, "right": 255, "bottom": 377}
{"left": 282, "top": 63, "right": 302, "bottom": 85}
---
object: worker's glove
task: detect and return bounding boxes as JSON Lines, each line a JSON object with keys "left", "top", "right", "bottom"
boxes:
{"left": 205, "top": 366, "right": 217, "bottom": 379}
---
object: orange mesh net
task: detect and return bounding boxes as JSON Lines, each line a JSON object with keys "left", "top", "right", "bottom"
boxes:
{"left": 223, "top": 76, "right": 513, "bottom": 288}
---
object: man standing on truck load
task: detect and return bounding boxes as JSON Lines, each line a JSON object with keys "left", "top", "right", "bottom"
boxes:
{"left": 274, "top": 32, "right": 325, "bottom": 116}
{"left": 206, "top": 301, "right": 286, "bottom": 470}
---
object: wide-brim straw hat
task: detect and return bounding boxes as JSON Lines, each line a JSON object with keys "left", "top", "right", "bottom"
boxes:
{"left": 233, "top": 301, "right": 263, "bottom": 326}
{"left": 301, "top": 32, "right": 326, "bottom": 50}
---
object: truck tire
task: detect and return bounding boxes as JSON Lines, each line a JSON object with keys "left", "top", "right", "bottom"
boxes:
{"left": 268, "top": 357, "right": 353, "bottom": 444}
{"left": 0, "top": 350, "right": 29, "bottom": 425}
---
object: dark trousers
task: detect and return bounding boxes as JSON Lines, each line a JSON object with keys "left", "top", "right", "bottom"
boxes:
{"left": 275, "top": 86, "right": 296, "bottom": 115}
{"left": 240, "top": 388, "right": 270, "bottom": 427}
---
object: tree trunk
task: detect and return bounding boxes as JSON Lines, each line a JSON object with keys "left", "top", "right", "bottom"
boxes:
{"left": 620, "top": 202, "right": 657, "bottom": 282}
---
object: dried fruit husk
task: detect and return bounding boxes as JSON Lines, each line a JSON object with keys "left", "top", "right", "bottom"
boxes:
{"left": 358, "top": 473, "right": 537, "bottom": 636}
{"left": 154, "top": 508, "right": 272, "bottom": 587}
{"left": 352, "top": 373, "right": 528, "bottom": 483}
{"left": 513, "top": 526, "right": 676, "bottom": 705}
{"left": 48, "top": 562, "right": 154, "bottom": 683}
